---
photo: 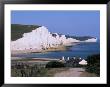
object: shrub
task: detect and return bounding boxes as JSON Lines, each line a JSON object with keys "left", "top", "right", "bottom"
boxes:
{"left": 45, "top": 61, "right": 65, "bottom": 68}
{"left": 86, "top": 54, "right": 100, "bottom": 76}
{"left": 65, "top": 58, "right": 83, "bottom": 68}
{"left": 11, "top": 63, "right": 48, "bottom": 77}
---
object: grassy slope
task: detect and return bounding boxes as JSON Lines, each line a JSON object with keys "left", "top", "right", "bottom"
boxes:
{"left": 11, "top": 24, "right": 40, "bottom": 41}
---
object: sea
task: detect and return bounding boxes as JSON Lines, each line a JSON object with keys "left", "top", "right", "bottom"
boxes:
{"left": 12, "top": 41, "right": 100, "bottom": 59}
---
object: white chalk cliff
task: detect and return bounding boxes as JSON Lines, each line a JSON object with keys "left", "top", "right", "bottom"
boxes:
{"left": 84, "top": 38, "right": 97, "bottom": 42}
{"left": 11, "top": 26, "right": 97, "bottom": 52}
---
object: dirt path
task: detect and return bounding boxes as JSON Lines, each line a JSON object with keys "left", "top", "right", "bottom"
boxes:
{"left": 54, "top": 68, "right": 85, "bottom": 77}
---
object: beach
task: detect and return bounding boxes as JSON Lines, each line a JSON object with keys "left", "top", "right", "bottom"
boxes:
{"left": 11, "top": 45, "right": 70, "bottom": 55}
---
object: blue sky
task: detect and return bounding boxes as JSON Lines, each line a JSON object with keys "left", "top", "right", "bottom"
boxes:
{"left": 11, "top": 10, "right": 100, "bottom": 38}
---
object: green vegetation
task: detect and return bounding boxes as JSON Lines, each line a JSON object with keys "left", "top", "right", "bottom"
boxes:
{"left": 85, "top": 54, "right": 100, "bottom": 76}
{"left": 45, "top": 61, "right": 65, "bottom": 68}
{"left": 11, "top": 54, "right": 100, "bottom": 77}
{"left": 11, "top": 62, "right": 68, "bottom": 77}
{"left": 11, "top": 63, "right": 48, "bottom": 77}
{"left": 11, "top": 24, "right": 40, "bottom": 41}
{"left": 65, "top": 58, "right": 83, "bottom": 67}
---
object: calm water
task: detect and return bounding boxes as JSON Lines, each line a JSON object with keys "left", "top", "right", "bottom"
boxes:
{"left": 13, "top": 42, "right": 100, "bottom": 59}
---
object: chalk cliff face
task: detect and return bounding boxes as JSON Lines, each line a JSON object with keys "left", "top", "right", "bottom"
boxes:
{"left": 84, "top": 38, "right": 97, "bottom": 42}
{"left": 11, "top": 26, "right": 80, "bottom": 51}
{"left": 11, "top": 26, "right": 97, "bottom": 52}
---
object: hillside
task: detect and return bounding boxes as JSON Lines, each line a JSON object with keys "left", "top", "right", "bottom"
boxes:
{"left": 11, "top": 24, "right": 96, "bottom": 41}
{"left": 11, "top": 24, "right": 40, "bottom": 41}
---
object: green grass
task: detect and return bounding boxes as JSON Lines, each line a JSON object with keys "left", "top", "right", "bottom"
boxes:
{"left": 11, "top": 24, "right": 40, "bottom": 41}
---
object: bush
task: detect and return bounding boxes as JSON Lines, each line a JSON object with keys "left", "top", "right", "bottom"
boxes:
{"left": 65, "top": 58, "right": 83, "bottom": 68}
{"left": 45, "top": 61, "right": 65, "bottom": 68}
{"left": 86, "top": 54, "right": 100, "bottom": 76}
{"left": 11, "top": 63, "right": 48, "bottom": 77}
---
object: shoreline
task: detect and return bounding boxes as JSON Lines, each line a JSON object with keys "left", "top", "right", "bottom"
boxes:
{"left": 11, "top": 45, "right": 72, "bottom": 55}
{"left": 11, "top": 41, "right": 81, "bottom": 55}
{"left": 11, "top": 42, "right": 97, "bottom": 55}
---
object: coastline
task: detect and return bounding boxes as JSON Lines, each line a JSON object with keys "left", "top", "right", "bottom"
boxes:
{"left": 11, "top": 45, "right": 71, "bottom": 55}
{"left": 11, "top": 42, "right": 97, "bottom": 55}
